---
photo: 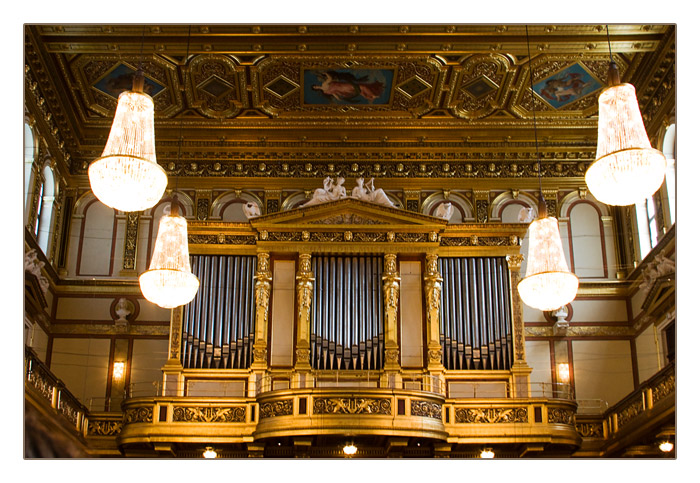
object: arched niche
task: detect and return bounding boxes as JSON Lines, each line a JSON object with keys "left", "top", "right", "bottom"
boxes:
{"left": 76, "top": 198, "right": 117, "bottom": 277}
{"left": 421, "top": 192, "right": 473, "bottom": 223}
{"left": 560, "top": 192, "right": 611, "bottom": 280}
{"left": 282, "top": 191, "right": 311, "bottom": 211}
{"left": 211, "top": 191, "right": 264, "bottom": 222}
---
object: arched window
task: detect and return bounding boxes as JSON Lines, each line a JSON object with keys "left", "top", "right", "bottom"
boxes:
{"left": 24, "top": 122, "right": 36, "bottom": 214}
{"left": 662, "top": 124, "right": 676, "bottom": 225}
{"left": 634, "top": 123, "right": 675, "bottom": 261}
{"left": 35, "top": 164, "right": 56, "bottom": 256}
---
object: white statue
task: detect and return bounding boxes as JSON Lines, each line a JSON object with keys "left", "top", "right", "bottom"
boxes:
{"left": 24, "top": 248, "right": 49, "bottom": 295}
{"left": 351, "top": 177, "right": 370, "bottom": 201}
{"left": 518, "top": 207, "right": 535, "bottom": 223}
{"left": 115, "top": 298, "right": 132, "bottom": 323}
{"left": 639, "top": 254, "right": 675, "bottom": 296}
{"left": 302, "top": 176, "right": 347, "bottom": 207}
{"left": 243, "top": 201, "right": 261, "bottom": 219}
{"left": 435, "top": 202, "right": 454, "bottom": 221}
{"left": 363, "top": 178, "right": 394, "bottom": 207}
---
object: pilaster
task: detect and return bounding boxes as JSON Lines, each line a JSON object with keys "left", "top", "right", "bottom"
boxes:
{"left": 252, "top": 251, "right": 272, "bottom": 372}
{"left": 506, "top": 253, "right": 532, "bottom": 397}
{"left": 294, "top": 252, "right": 314, "bottom": 372}
{"left": 382, "top": 253, "right": 401, "bottom": 374}
{"left": 424, "top": 253, "right": 445, "bottom": 376}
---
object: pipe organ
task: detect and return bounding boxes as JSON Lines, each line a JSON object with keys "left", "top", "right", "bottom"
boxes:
{"left": 438, "top": 257, "right": 513, "bottom": 371}
{"left": 181, "top": 255, "right": 257, "bottom": 369}
{"left": 310, "top": 255, "right": 384, "bottom": 371}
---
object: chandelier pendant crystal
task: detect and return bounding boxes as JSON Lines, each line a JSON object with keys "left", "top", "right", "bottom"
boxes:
{"left": 585, "top": 59, "right": 666, "bottom": 206}
{"left": 88, "top": 71, "right": 168, "bottom": 212}
{"left": 139, "top": 197, "right": 199, "bottom": 309}
{"left": 518, "top": 198, "right": 579, "bottom": 312}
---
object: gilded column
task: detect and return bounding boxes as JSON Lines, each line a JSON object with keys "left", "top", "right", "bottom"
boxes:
{"left": 382, "top": 253, "right": 401, "bottom": 372}
{"left": 295, "top": 252, "right": 314, "bottom": 371}
{"left": 424, "top": 253, "right": 444, "bottom": 374}
{"left": 506, "top": 253, "right": 532, "bottom": 397}
{"left": 252, "top": 251, "right": 272, "bottom": 371}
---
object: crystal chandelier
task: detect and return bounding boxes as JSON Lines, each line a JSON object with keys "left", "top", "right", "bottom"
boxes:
{"left": 585, "top": 27, "right": 666, "bottom": 206}
{"left": 139, "top": 197, "right": 199, "bottom": 309}
{"left": 517, "top": 26, "right": 579, "bottom": 312}
{"left": 88, "top": 68, "right": 167, "bottom": 213}
{"left": 518, "top": 199, "right": 579, "bottom": 312}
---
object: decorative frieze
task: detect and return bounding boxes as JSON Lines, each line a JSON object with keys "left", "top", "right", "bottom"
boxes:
{"left": 313, "top": 397, "right": 392, "bottom": 415}
{"left": 259, "top": 399, "right": 294, "bottom": 418}
{"left": 454, "top": 406, "right": 528, "bottom": 424}
{"left": 87, "top": 419, "right": 123, "bottom": 437}
{"left": 651, "top": 372, "right": 675, "bottom": 404}
{"left": 172, "top": 406, "right": 246, "bottom": 423}
{"left": 547, "top": 407, "right": 575, "bottom": 425}
{"left": 576, "top": 421, "right": 604, "bottom": 439}
{"left": 124, "top": 407, "right": 153, "bottom": 424}
{"left": 411, "top": 400, "right": 442, "bottom": 419}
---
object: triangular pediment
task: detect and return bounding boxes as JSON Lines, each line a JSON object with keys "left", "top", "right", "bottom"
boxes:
{"left": 250, "top": 198, "right": 447, "bottom": 231}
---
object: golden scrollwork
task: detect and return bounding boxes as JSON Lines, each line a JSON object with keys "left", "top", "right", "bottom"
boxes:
{"left": 454, "top": 406, "right": 528, "bottom": 424}
{"left": 547, "top": 407, "right": 575, "bottom": 425}
{"left": 313, "top": 397, "right": 392, "bottom": 415}
{"left": 410, "top": 400, "right": 442, "bottom": 419}
{"left": 87, "top": 419, "right": 123, "bottom": 437}
{"left": 172, "top": 406, "right": 246, "bottom": 423}
{"left": 575, "top": 422, "right": 604, "bottom": 438}
{"left": 259, "top": 399, "right": 294, "bottom": 418}
{"left": 124, "top": 407, "right": 153, "bottom": 424}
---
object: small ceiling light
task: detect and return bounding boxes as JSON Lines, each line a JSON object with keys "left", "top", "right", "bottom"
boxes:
{"left": 202, "top": 447, "right": 217, "bottom": 459}
{"left": 659, "top": 441, "right": 674, "bottom": 453}
{"left": 343, "top": 443, "right": 358, "bottom": 456}
{"left": 112, "top": 361, "right": 125, "bottom": 381}
{"left": 139, "top": 198, "right": 200, "bottom": 308}
{"left": 585, "top": 26, "right": 666, "bottom": 206}
{"left": 480, "top": 448, "right": 495, "bottom": 459}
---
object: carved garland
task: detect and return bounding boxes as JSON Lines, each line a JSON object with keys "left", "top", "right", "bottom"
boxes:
{"left": 259, "top": 399, "right": 293, "bottom": 418}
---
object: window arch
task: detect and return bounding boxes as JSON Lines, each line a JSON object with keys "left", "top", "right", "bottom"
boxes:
{"left": 35, "top": 164, "right": 56, "bottom": 256}
{"left": 662, "top": 123, "right": 676, "bottom": 225}
{"left": 24, "top": 122, "right": 36, "bottom": 216}
{"left": 635, "top": 123, "right": 675, "bottom": 261}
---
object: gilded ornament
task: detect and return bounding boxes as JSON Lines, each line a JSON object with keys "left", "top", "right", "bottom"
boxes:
{"left": 411, "top": 400, "right": 442, "bottom": 419}
{"left": 454, "top": 406, "right": 528, "bottom": 424}
{"left": 259, "top": 399, "right": 293, "bottom": 418}
{"left": 313, "top": 397, "right": 391, "bottom": 415}
{"left": 172, "top": 406, "right": 246, "bottom": 423}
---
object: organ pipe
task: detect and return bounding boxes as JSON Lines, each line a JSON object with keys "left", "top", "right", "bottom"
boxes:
{"left": 438, "top": 257, "right": 513, "bottom": 371}
{"left": 311, "top": 255, "right": 384, "bottom": 371}
{"left": 182, "top": 255, "right": 257, "bottom": 369}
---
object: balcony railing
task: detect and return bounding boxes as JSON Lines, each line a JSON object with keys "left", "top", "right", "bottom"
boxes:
{"left": 255, "top": 372, "right": 445, "bottom": 396}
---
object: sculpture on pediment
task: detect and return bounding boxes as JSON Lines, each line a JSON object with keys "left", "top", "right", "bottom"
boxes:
{"left": 303, "top": 176, "right": 395, "bottom": 208}
{"left": 302, "top": 176, "right": 347, "bottom": 207}
{"left": 243, "top": 201, "right": 261, "bottom": 219}
{"left": 435, "top": 202, "right": 454, "bottom": 221}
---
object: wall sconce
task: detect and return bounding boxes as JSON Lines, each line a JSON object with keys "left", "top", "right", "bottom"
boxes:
{"left": 557, "top": 363, "right": 570, "bottom": 383}
{"left": 203, "top": 447, "right": 218, "bottom": 458}
{"left": 480, "top": 448, "right": 495, "bottom": 459}
{"left": 343, "top": 443, "right": 358, "bottom": 456}
{"left": 112, "top": 361, "right": 125, "bottom": 381}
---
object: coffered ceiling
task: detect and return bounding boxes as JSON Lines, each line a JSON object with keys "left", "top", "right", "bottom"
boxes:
{"left": 23, "top": 24, "right": 676, "bottom": 184}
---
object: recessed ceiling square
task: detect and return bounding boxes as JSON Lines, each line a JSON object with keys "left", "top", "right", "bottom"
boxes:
{"left": 198, "top": 75, "right": 235, "bottom": 99}
{"left": 92, "top": 62, "right": 166, "bottom": 99}
{"left": 397, "top": 76, "right": 431, "bottom": 99}
{"left": 463, "top": 76, "right": 498, "bottom": 100}
{"left": 264, "top": 75, "right": 299, "bottom": 99}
